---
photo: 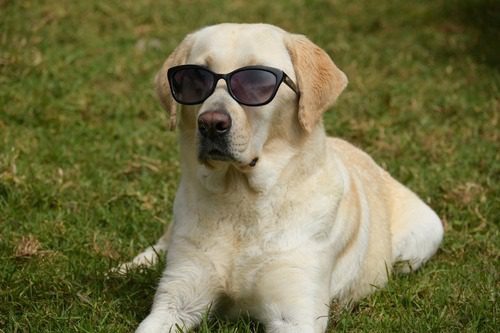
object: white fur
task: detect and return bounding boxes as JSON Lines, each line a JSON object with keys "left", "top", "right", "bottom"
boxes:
{"left": 121, "top": 23, "right": 444, "bottom": 333}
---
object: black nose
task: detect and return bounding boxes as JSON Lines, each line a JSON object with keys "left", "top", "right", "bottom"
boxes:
{"left": 198, "top": 111, "right": 232, "bottom": 139}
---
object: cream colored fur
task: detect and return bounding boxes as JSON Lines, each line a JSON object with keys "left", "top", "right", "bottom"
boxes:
{"left": 121, "top": 23, "right": 443, "bottom": 333}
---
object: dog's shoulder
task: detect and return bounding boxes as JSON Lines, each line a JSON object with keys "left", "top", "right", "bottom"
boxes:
{"left": 327, "top": 137, "right": 386, "bottom": 174}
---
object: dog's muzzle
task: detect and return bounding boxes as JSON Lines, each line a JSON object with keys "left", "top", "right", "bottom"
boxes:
{"left": 197, "top": 110, "right": 234, "bottom": 162}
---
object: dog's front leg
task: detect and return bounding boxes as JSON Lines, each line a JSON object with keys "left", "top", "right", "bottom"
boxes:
{"left": 264, "top": 295, "right": 330, "bottom": 333}
{"left": 136, "top": 245, "right": 221, "bottom": 333}
{"left": 256, "top": 261, "right": 331, "bottom": 333}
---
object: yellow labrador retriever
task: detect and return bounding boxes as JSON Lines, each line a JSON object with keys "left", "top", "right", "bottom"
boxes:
{"left": 126, "top": 23, "right": 443, "bottom": 333}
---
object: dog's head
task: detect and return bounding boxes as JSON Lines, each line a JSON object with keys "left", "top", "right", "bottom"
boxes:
{"left": 156, "top": 23, "right": 347, "bottom": 178}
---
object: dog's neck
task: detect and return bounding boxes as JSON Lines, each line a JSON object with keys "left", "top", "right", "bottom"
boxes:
{"left": 186, "top": 125, "right": 328, "bottom": 195}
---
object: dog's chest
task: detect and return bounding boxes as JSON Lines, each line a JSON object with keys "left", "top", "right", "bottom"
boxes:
{"left": 182, "top": 183, "right": 337, "bottom": 246}
{"left": 174, "top": 183, "right": 340, "bottom": 302}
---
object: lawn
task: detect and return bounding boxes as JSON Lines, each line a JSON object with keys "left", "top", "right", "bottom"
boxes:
{"left": 0, "top": 0, "right": 498, "bottom": 332}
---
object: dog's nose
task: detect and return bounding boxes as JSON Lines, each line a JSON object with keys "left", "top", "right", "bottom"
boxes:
{"left": 198, "top": 111, "right": 232, "bottom": 139}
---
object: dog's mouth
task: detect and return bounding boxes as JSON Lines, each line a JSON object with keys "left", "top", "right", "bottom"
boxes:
{"left": 198, "top": 135, "right": 259, "bottom": 169}
{"left": 198, "top": 137, "right": 233, "bottom": 160}
{"left": 199, "top": 148, "right": 234, "bottom": 163}
{"left": 198, "top": 146, "right": 259, "bottom": 169}
{"left": 199, "top": 152, "right": 259, "bottom": 168}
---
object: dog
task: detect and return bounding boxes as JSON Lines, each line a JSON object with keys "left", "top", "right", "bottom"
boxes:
{"left": 122, "top": 23, "right": 443, "bottom": 333}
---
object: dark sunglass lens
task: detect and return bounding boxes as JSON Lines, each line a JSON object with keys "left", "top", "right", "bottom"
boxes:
{"left": 171, "top": 68, "right": 214, "bottom": 104}
{"left": 230, "top": 69, "right": 277, "bottom": 105}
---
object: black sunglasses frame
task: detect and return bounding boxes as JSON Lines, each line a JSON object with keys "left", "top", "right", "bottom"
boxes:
{"left": 167, "top": 65, "right": 299, "bottom": 107}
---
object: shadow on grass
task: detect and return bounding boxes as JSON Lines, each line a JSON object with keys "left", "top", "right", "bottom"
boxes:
{"left": 441, "top": 0, "right": 500, "bottom": 67}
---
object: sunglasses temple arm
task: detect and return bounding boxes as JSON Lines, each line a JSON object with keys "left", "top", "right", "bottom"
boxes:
{"left": 283, "top": 75, "right": 299, "bottom": 96}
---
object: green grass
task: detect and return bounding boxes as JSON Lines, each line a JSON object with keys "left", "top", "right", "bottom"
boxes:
{"left": 1, "top": 0, "right": 498, "bottom": 332}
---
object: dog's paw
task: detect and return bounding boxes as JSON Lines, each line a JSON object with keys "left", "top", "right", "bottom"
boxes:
{"left": 108, "top": 261, "right": 139, "bottom": 276}
{"left": 135, "top": 313, "right": 179, "bottom": 333}
{"left": 108, "top": 246, "right": 165, "bottom": 276}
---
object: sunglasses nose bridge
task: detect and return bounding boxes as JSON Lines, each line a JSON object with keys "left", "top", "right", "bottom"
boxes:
{"left": 209, "top": 74, "right": 233, "bottom": 100}
{"left": 213, "top": 73, "right": 230, "bottom": 89}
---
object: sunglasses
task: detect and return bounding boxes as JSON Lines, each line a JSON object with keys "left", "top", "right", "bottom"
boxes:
{"left": 167, "top": 65, "right": 299, "bottom": 106}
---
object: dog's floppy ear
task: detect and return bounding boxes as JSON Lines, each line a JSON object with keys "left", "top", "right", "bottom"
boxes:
{"left": 285, "top": 34, "right": 348, "bottom": 132}
{"left": 155, "top": 34, "right": 195, "bottom": 130}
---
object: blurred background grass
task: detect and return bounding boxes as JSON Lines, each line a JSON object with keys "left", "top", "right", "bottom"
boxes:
{"left": 0, "top": 0, "right": 498, "bottom": 332}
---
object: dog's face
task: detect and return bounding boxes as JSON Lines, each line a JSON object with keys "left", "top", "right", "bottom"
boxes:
{"left": 156, "top": 24, "right": 347, "bottom": 184}
{"left": 181, "top": 24, "right": 298, "bottom": 169}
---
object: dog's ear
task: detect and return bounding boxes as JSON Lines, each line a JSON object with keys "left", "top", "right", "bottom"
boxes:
{"left": 285, "top": 34, "right": 348, "bottom": 132}
{"left": 155, "top": 34, "right": 194, "bottom": 130}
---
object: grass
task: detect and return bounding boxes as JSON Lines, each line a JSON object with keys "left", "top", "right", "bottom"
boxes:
{"left": 0, "top": 0, "right": 498, "bottom": 332}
